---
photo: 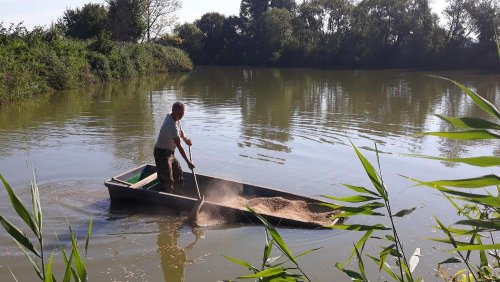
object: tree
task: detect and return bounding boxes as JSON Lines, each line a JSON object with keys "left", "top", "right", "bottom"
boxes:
{"left": 443, "top": 0, "right": 474, "bottom": 47}
{"left": 140, "top": 0, "right": 181, "bottom": 42}
{"left": 174, "top": 23, "right": 204, "bottom": 62}
{"left": 63, "top": 3, "right": 108, "bottom": 39}
{"left": 259, "top": 8, "right": 293, "bottom": 62}
{"left": 108, "top": 0, "right": 145, "bottom": 42}
{"left": 196, "top": 12, "right": 226, "bottom": 63}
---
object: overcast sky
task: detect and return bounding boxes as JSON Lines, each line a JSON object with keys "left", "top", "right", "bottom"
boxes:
{"left": 0, "top": 0, "right": 448, "bottom": 30}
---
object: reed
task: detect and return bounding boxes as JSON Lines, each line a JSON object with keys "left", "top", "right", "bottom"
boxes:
{"left": 0, "top": 173, "right": 93, "bottom": 281}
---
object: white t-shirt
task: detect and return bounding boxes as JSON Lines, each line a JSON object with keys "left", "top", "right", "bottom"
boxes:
{"left": 155, "top": 114, "right": 180, "bottom": 151}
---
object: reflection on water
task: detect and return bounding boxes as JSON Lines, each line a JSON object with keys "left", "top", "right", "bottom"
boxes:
{"left": 0, "top": 67, "right": 499, "bottom": 281}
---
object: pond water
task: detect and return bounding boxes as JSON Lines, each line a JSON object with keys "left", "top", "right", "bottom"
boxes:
{"left": 0, "top": 66, "right": 499, "bottom": 281}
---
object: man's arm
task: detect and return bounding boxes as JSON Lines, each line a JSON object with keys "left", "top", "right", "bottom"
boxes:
{"left": 180, "top": 127, "right": 192, "bottom": 146}
{"left": 174, "top": 137, "right": 195, "bottom": 169}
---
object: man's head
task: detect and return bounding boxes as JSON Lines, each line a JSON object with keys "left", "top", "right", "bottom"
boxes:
{"left": 171, "top": 101, "right": 185, "bottom": 121}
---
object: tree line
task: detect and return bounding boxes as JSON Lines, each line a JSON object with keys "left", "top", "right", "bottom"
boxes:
{"left": 167, "top": 0, "right": 499, "bottom": 69}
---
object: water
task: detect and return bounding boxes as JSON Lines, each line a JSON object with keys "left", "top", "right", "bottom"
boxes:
{"left": 0, "top": 67, "right": 499, "bottom": 281}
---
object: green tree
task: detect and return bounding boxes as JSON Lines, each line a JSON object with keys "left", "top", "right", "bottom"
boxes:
{"left": 108, "top": 0, "right": 145, "bottom": 42}
{"left": 196, "top": 12, "right": 226, "bottom": 63}
{"left": 174, "top": 23, "right": 204, "bottom": 62}
{"left": 259, "top": 8, "right": 293, "bottom": 63}
{"left": 62, "top": 3, "right": 108, "bottom": 39}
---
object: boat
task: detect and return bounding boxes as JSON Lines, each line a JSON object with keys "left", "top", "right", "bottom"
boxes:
{"left": 105, "top": 164, "right": 341, "bottom": 228}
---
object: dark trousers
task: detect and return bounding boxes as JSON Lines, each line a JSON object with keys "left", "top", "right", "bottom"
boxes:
{"left": 154, "top": 147, "right": 183, "bottom": 192}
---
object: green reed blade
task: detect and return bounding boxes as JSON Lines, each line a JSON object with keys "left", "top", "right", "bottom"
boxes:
{"left": 366, "top": 254, "right": 402, "bottom": 281}
{"left": 422, "top": 130, "right": 500, "bottom": 140}
{"left": 61, "top": 248, "right": 75, "bottom": 282}
{"left": 422, "top": 174, "right": 500, "bottom": 188}
{"left": 341, "top": 184, "right": 380, "bottom": 197}
{"left": 407, "top": 154, "right": 500, "bottom": 167}
{"left": 221, "top": 255, "right": 259, "bottom": 272}
{"left": 350, "top": 141, "right": 387, "bottom": 199}
{"left": 429, "top": 76, "right": 500, "bottom": 120}
{"left": 435, "top": 115, "right": 500, "bottom": 130}
{"left": 44, "top": 251, "right": 54, "bottom": 282}
{"left": 13, "top": 239, "right": 42, "bottom": 280}
{"left": 237, "top": 267, "right": 286, "bottom": 278}
{"left": 322, "top": 194, "right": 380, "bottom": 203}
{"left": 69, "top": 227, "right": 87, "bottom": 281}
{"left": 335, "top": 262, "right": 366, "bottom": 281}
{"left": 455, "top": 219, "right": 500, "bottom": 230}
{"left": 329, "top": 224, "right": 390, "bottom": 231}
{"left": 85, "top": 218, "right": 93, "bottom": 258}
{"left": 246, "top": 206, "right": 298, "bottom": 265}
{"left": 451, "top": 244, "right": 500, "bottom": 251}
{"left": 343, "top": 230, "right": 374, "bottom": 267}
{"left": 0, "top": 214, "right": 39, "bottom": 257}
{"left": 0, "top": 175, "right": 40, "bottom": 238}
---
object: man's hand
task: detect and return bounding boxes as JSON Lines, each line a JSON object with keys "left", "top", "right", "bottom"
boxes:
{"left": 183, "top": 137, "right": 192, "bottom": 146}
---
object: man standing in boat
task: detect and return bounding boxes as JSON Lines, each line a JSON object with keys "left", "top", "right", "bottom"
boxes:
{"left": 154, "top": 101, "right": 195, "bottom": 193}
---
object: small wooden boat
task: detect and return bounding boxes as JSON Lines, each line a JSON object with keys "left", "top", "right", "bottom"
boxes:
{"left": 105, "top": 164, "right": 341, "bottom": 228}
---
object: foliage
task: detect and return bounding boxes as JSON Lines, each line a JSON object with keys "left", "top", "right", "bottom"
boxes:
{"left": 0, "top": 22, "right": 192, "bottom": 104}
{"left": 173, "top": 0, "right": 499, "bottom": 68}
{"left": 0, "top": 174, "right": 93, "bottom": 281}
{"left": 223, "top": 207, "right": 318, "bottom": 281}
{"left": 406, "top": 76, "right": 500, "bottom": 280}
{"left": 108, "top": 0, "right": 145, "bottom": 42}
{"left": 62, "top": 3, "right": 108, "bottom": 40}
{"left": 140, "top": 0, "right": 181, "bottom": 42}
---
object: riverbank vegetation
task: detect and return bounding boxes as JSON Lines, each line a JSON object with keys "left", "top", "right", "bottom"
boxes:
{"left": 0, "top": 0, "right": 192, "bottom": 104}
{"left": 169, "top": 0, "right": 499, "bottom": 69}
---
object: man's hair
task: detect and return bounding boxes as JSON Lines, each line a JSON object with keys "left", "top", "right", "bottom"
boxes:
{"left": 172, "top": 101, "right": 185, "bottom": 111}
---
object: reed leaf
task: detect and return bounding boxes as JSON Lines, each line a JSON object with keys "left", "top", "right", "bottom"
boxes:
{"left": 8, "top": 267, "right": 18, "bottom": 282}
{"left": 322, "top": 195, "right": 380, "bottom": 203}
{"left": 455, "top": 219, "right": 500, "bottom": 230}
{"left": 420, "top": 174, "right": 500, "bottom": 188}
{"left": 330, "top": 210, "right": 384, "bottom": 219}
{"left": 247, "top": 207, "right": 298, "bottom": 265}
{"left": 393, "top": 207, "right": 417, "bottom": 217}
{"left": 329, "top": 224, "right": 390, "bottom": 231}
{"left": 429, "top": 76, "right": 500, "bottom": 119}
{"left": 422, "top": 130, "right": 500, "bottom": 140}
{"left": 379, "top": 244, "right": 396, "bottom": 272}
{"left": 335, "top": 262, "right": 366, "bottom": 281}
{"left": 495, "top": 24, "right": 500, "bottom": 64}
{"left": 451, "top": 244, "right": 500, "bottom": 251}
{"left": 476, "top": 237, "right": 488, "bottom": 268}
{"left": 0, "top": 214, "right": 39, "bottom": 257}
{"left": 296, "top": 247, "right": 322, "bottom": 259}
{"left": 343, "top": 230, "right": 374, "bottom": 266}
{"left": 435, "top": 115, "right": 500, "bottom": 130}
{"left": 61, "top": 248, "right": 75, "bottom": 282}
{"left": 85, "top": 218, "right": 93, "bottom": 258}
{"left": 222, "top": 255, "right": 259, "bottom": 273}
{"left": 341, "top": 184, "right": 380, "bottom": 197}
{"left": 407, "top": 154, "right": 500, "bottom": 167}
{"left": 70, "top": 227, "right": 87, "bottom": 281}
{"left": 350, "top": 141, "right": 387, "bottom": 199}
{"left": 405, "top": 176, "right": 500, "bottom": 207}
{"left": 237, "top": 267, "right": 287, "bottom": 278}
{"left": 386, "top": 235, "right": 395, "bottom": 242}
{"left": 354, "top": 245, "right": 366, "bottom": 279}
{"left": 44, "top": 252, "right": 55, "bottom": 282}
{"left": 320, "top": 202, "right": 385, "bottom": 213}
{"left": 13, "top": 239, "right": 42, "bottom": 280}
{"left": 29, "top": 171, "right": 42, "bottom": 238}
{"left": 0, "top": 175, "right": 39, "bottom": 238}
{"left": 366, "top": 254, "right": 401, "bottom": 281}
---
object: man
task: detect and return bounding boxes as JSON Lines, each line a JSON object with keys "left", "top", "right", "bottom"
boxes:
{"left": 154, "top": 101, "right": 195, "bottom": 193}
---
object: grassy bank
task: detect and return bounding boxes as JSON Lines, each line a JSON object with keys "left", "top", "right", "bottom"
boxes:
{"left": 0, "top": 26, "right": 193, "bottom": 104}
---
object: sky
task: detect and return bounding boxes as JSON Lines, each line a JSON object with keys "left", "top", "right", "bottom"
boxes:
{"left": 0, "top": 0, "right": 448, "bottom": 31}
